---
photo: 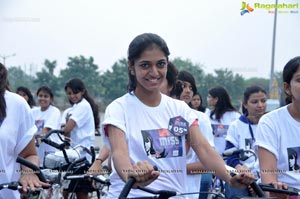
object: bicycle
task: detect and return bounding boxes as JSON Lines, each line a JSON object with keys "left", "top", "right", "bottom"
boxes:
{"left": 17, "top": 154, "right": 108, "bottom": 199}
{"left": 208, "top": 147, "right": 258, "bottom": 199}
{"left": 40, "top": 129, "right": 109, "bottom": 199}
{"left": 64, "top": 173, "right": 110, "bottom": 199}
{"left": 117, "top": 166, "right": 300, "bottom": 199}
{"left": 16, "top": 155, "right": 58, "bottom": 199}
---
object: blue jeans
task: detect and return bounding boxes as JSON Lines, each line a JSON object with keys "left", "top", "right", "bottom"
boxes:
{"left": 225, "top": 182, "right": 249, "bottom": 199}
{"left": 199, "top": 173, "right": 213, "bottom": 199}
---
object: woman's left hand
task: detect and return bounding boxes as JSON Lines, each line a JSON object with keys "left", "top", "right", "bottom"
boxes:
{"left": 19, "top": 172, "right": 50, "bottom": 193}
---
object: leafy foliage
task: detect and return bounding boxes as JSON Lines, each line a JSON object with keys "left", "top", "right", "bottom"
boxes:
{"left": 99, "top": 58, "right": 128, "bottom": 106}
{"left": 6, "top": 56, "right": 275, "bottom": 111}
{"left": 59, "top": 55, "right": 101, "bottom": 98}
{"left": 8, "top": 66, "right": 37, "bottom": 92}
{"left": 34, "top": 60, "right": 60, "bottom": 96}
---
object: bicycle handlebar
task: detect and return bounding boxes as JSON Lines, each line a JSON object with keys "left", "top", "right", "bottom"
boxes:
{"left": 118, "top": 165, "right": 178, "bottom": 199}
{"left": 225, "top": 165, "right": 266, "bottom": 197}
{"left": 118, "top": 176, "right": 178, "bottom": 199}
{"left": 41, "top": 129, "right": 69, "bottom": 150}
{"left": 0, "top": 181, "right": 45, "bottom": 192}
{"left": 119, "top": 177, "right": 136, "bottom": 199}
{"left": 16, "top": 156, "right": 47, "bottom": 183}
{"left": 259, "top": 183, "right": 300, "bottom": 196}
{"left": 64, "top": 174, "right": 110, "bottom": 186}
{"left": 41, "top": 129, "right": 96, "bottom": 165}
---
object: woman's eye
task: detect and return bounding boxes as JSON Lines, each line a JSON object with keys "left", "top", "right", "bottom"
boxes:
{"left": 157, "top": 62, "right": 166, "bottom": 68}
{"left": 140, "top": 63, "right": 149, "bottom": 68}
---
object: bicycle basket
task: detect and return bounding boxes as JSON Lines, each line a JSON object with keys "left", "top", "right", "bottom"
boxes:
{"left": 44, "top": 148, "right": 80, "bottom": 169}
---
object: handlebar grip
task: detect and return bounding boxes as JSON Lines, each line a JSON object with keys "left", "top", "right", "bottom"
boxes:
{"left": 259, "top": 183, "right": 300, "bottom": 195}
{"left": 251, "top": 182, "right": 266, "bottom": 197}
{"left": 8, "top": 182, "right": 20, "bottom": 190}
{"left": 118, "top": 177, "right": 136, "bottom": 199}
{"left": 16, "top": 156, "right": 47, "bottom": 183}
{"left": 118, "top": 166, "right": 158, "bottom": 199}
{"left": 41, "top": 138, "right": 63, "bottom": 150}
{"left": 44, "top": 129, "right": 64, "bottom": 139}
{"left": 225, "top": 165, "right": 265, "bottom": 197}
{"left": 93, "top": 175, "right": 111, "bottom": 186}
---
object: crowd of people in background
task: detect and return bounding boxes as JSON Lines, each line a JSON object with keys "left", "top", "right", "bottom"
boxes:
{"left": 0, "top": 33, "right": 299, "bottom": 199}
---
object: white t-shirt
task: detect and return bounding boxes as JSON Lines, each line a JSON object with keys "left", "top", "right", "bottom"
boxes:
{"left": 32, "top": 105, "right": 62, "bottom": 166}
{"left": 226, "top": 116, "right": 260, "bottom": 178}
{"left": 186, "top": 109, "right": 214, "bottom": 199}
{"left": 102, "top": 93, "right": 198, "bottom": 198}
{"left": 255, "top": 105, "right": 300, "bottom": 189}
{"left": 66, "top": 98, "right": 95, "bottom": 161}
{"left": 206, "top": 110, "right": 241, "bottom": 154}
{"left": 0, "top": 91, "right": 37, "bottom": 199}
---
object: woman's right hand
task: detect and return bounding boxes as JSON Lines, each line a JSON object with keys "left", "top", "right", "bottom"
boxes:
{"left": 87, "top": 160, "right": 103, "bottom": 176}
{"left": 127, "top": 160, "right": 159, "bottom": 188}
{"left": 268, "top": 181, "right": 289, "bottom": 199}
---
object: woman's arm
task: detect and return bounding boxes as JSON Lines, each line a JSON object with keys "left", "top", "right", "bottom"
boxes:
{"left": 18, "top": 138, "right": 50, "bottom": 192}
{"left": 107, "top": 125, "right": 159, "bottom": 187}
{"left": 258, "top": 146, "right": 288, "bottom": 199}
{"left": 88, "top": 145, "right": 110, "bottom": 175}
{"left": 187, "top": 162, "right": 208, "bottom": 174}
{"left": 62, "top": 118, "right": 76, "bottom": 138}
{"left": 189, "top": 125, "right": 254, "bottom": 188}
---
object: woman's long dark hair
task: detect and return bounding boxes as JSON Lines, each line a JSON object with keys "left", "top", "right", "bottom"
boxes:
{"left": 283, "top": 56, "right": 300, "bottom": 104}
{"left": 242, "top": 85, "right": 266, "bottom": 115}
{"left": 189, "top": 92, "right": 206, "bottom": 113}
{"left": 208, "top": 86, "right": 238, "bottom": 122}
{"left": 64, "top": 78, "right": 100, "bottom": 129}
{"left": 16, "top": 86, "right": 36, "bottom": 108}
{"left": 127, "top": 33, "right": 170, "bottom": 93}
{"left": 0, "top": 63, "right": 8, "bottom": 120}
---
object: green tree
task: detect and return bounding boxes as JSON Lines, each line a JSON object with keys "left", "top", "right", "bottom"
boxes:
{"left": 99, "top": 58, "right": 128, "bottom": 106}
{"left": 59, "top": 55, "right": 101, "bottom": 98}
{"left": 203, "top": 68, "right": 246, "bottom": 108}
{"left": 8, "top": 66, "right": 36, "bottom": 91}
{"left": 171, "top": 57, "right": 205, "bottom": 88}
{"left": 34, "top": 59, "right": 60, "bottom": 96}
{"left": 244, "top": 77, "right": 269, "bottom": 92}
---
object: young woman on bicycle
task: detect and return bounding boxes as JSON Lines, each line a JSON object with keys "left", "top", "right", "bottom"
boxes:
{"left": 255, "top": 56, "right": 300, "bottom": 199}
{"left": 0, "top": 63, "right": 49, "bottom": 198}
{"left": 225, "top": 85, "right": 267, "bottom": 199}
{"left": 62, "top": 78, "right": 100, "bottom": 199}
{"left": 102, "top": 33, "right": 255, "bottom": 198}
{"left": 31, "top": 86, "right": 62, "bottom": 167}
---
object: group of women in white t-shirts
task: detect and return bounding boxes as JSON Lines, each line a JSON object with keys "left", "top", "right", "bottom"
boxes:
{"left": 189, "top": 56, "right": 300, "bottom": 199}
{"left": 7, "top": 33, "right": 300, "bottom": 199}
{"left": 16, "top": 78, "right": 99, "bottom": 199}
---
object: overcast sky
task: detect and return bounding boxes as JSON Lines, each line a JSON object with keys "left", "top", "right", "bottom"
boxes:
{"left": 1, "top": 0, "right": 299, "bottom": 79}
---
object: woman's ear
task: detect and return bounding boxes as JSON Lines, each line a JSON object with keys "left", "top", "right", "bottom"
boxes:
{"left": 242, "top": 101, "right": 248, "bottom": 110}
{"left": 128, "top": 61, "right": 135, "bottom": 75}
{"left": 283, "top": 82, "right": 291, "bottom": 96}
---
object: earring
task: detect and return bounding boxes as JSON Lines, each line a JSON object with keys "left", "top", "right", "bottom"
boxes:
{"left": 130, "top": 70, "right": 135, "bottom": 75}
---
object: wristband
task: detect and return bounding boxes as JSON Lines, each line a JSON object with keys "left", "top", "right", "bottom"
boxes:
{"left": 96, "top": 158, "right": 104, "bottom": 163}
